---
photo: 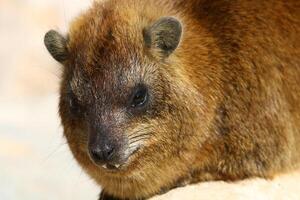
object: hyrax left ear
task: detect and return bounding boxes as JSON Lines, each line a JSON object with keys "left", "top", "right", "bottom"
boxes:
{"left": 44, "top": 30, "right": 69, "bottom": 62}
{"left": 144, "top": 17, "right": 182, "bottom": 57}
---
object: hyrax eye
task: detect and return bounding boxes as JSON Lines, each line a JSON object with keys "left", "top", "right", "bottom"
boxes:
{"left": 68, "top": 93, "right": 85, "bottom": 116}
{"left": 131, "top": 85, "right": 148, "bottom": 108}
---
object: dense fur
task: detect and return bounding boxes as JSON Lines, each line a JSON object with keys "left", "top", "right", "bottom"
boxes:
{"left": 44, "top": 0, "right": 300, "bottom": 199}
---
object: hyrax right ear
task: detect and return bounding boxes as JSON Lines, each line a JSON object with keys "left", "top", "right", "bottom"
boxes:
{"left": 44, "top": 30, "right": 69, "bottom": 62}
{"left": 143, "top": 17, "right": 182, "bottom": 58}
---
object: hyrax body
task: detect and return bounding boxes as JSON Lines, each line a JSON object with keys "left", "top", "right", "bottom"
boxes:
{"left": 44, "top": 0, "right": 300, "bottom": 199}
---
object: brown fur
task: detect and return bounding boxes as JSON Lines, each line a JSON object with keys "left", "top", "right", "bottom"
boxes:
{"left": 45, "top": 0, "right": 300, "bottom": 199}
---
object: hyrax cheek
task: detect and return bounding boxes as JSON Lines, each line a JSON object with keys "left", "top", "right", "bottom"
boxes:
{"left": 124, "top": 129, "right": 151, "bottom": 158}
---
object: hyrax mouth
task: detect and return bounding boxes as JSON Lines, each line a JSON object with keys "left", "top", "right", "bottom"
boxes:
{"left": 101, "top": 163, "right": 121, "bottom": 170}
{"left": 90, "top": 145, "right": 140, "bottom": 171}
{"left": 89, "top": 158, "right": 124, "bottom": 171}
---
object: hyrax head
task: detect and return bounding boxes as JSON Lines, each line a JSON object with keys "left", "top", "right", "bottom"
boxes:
{"left": 44, "top": 6, "right": 184, "bottom": 173}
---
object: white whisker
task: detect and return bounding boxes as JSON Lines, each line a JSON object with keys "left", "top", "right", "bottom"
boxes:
{"left": 128, "top": 133, "right": 151, "bottom": 140}
{"left": 129, "top": 136, "right": 150, "bottom": 145}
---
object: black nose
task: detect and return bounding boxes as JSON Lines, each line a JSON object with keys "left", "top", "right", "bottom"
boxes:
{"left": 89, "top": 143, "right": 115, "bottom": 164}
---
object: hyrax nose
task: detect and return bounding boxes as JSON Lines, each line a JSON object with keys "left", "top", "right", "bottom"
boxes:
{"left": 89, "top": 143, "right": 115, "bottom": 164}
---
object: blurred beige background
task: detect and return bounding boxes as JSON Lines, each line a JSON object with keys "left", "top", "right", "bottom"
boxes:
{"left": 0, "top": 0, "right": 99, "bottom": 199}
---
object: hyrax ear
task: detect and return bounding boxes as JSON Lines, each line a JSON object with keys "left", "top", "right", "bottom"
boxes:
{"left": 144, "top": 17, "right": 182, "bottom": 57}
{"left": 44, "top": 30, "right": 69, "bottom": 62}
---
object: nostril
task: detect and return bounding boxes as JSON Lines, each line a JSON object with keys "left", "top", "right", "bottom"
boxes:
{"left": 89, "top": 144, "right": 115, "bottom": 164}
{"left": 102, "top": 144, "right": 115, "bottom": 160}
{"left": 90, "top": 147, "right": 103, "bottom": 163}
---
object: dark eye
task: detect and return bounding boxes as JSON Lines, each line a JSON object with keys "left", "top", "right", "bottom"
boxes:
{"left": 68, "top": 92, "right": 85, "bottom": 117}
{"left": 131, "top": 85, "right": 148, "bottom": 108}
{"left": 69, "top": 95, "right": 78, "bottom": 110}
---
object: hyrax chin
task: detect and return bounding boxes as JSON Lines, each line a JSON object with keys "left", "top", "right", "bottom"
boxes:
{"left": 44, "top": 0, "right": 300, "bottom": 199}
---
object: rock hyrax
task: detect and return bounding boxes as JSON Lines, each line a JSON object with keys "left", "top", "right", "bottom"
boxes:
{"left": 44, "top": 0, "right": 300, "bottom": 199}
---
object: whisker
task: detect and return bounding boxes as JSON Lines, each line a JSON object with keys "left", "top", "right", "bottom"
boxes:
{"left": 126, "top": 110, "right": 134, "bottom": 118}
{"left": 129, "top": 137, "right": 150, "bottom": 145}
{"left": 128, "top": 133, "right": 151, "bottom": 140}
{"left": 128, "top": 144, "right": 141, "bottom": 149}
{"left": 42, "top": 141, "right": 68, "bottom": 162}
{"left": 129, "top": 134, "right": 150, "bottom": 142}
{"left": 127, "top": 128, "right": 150, "bottom": 137}
{"left": 128, "top": 145, "right": 141, "bottom": 154}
